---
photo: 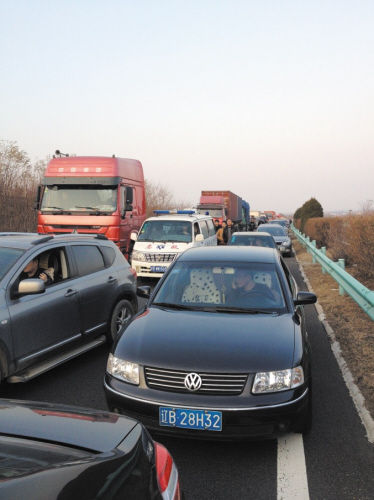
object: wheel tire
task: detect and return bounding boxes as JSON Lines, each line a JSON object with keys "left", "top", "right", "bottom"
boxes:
{"left": 108, "top": 299, "right": 135, "bottom": 343}
{"left": 293, "top": 389, "right": 312, "bottom": 435}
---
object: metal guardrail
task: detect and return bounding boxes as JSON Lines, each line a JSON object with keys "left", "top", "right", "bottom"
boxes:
{"left": 291, "top": 225, "right": 374, "bottom": 321}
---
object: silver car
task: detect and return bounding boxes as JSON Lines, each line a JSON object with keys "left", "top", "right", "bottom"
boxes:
{"left": 257, "top": 224, "right": 293, "bottom": 256}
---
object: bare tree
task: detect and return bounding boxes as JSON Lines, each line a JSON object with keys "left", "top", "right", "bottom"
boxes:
{"left": 0, "top": 140, "right": 47, "bottom": 231}
{"left": 145, "top": 179, "right": 191, "bottom": 217}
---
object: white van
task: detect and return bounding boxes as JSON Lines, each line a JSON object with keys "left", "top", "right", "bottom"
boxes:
{"left": 131, "top": 210, "right": 217, "bottom": 278}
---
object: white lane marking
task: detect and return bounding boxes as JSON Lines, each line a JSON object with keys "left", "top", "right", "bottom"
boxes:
{"left": 277, "top": 434, "right": 309, "bottom": 500}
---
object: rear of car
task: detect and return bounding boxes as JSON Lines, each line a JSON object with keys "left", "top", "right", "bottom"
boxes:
{"left": 257, "top": 224, "right": 292, "bottom": 256}
{"left": 0, "top": 399, "right": 180, "bottom": 500}
{"left": 229, "top": 231, "right": 278, "bottom": 250}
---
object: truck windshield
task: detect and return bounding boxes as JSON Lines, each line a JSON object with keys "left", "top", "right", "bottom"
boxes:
{"left": 41, "top": 186, "right": 118, "bottom": 213}
{"left": 138, "top": 220, "right": 192, "bottom": 243}
{"left": 196, "top": 209, "right": 222, "bottom": 218}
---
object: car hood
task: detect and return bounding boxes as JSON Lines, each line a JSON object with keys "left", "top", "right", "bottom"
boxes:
{"left": 0, "top": 399, "right": 138, "bottom": 453}
{"left": 114, "top": 307, "right": 296, "bottom": 372}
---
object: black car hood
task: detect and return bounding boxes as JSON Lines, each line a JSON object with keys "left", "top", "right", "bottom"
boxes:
{"left": 115, "top": 307, "right": 296, "bottom": 372}
{"left": 0, "top": 399, "right": 137, "bottom": 453}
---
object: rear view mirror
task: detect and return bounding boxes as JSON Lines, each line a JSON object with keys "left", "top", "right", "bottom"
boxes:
{"left": 293, "top": 291, "right": 317, "bottom": 306}
{"left": 195, "top": 234, "right": 204, "bottom": 242}
{"left": 137, "top": 286, "right": 151, "bottom": 298}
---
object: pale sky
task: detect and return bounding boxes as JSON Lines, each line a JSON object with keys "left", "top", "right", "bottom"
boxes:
{"left": 1, "top": 0, "right": 373, "bottom": 214}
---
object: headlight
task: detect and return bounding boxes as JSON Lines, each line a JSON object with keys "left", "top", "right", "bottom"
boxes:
{"left": 252, "top": 366, "right": 304, "bottom": 394}
{"left": 281, "top": 239, "right": 291, "bottom": 247}
{"left": 132, "top": 250, "right": 146, "bottom": 261}
{"left": 107, "top": 354, "right": 140, "bottom": 385}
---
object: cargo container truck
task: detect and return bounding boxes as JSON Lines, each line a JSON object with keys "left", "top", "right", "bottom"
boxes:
{"left": 198, "top": 190, "right": 243, "bottom": 224}
{"left": 36, "top": 155, "right": 146, "bottom": 258}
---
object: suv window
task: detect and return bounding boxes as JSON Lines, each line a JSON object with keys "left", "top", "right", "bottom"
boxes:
{"left": 71, "top": 245, "right": 105, "bottom": 275}
{"left": 206, "top": 219, "right": 215, "bottom": 237}
{"left": 200, "top": 220, "right": 209, "bottom": 239}
{"left": 0, "top": 248, "right": 24, "bottom": 280}
{"left": 100, "top": 246, "right": 116, "bottom": 267}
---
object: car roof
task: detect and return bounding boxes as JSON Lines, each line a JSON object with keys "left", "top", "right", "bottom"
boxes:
{"left": 144, "top": 214, "right": 212, "bottom": 223}
{"left": 179, "top": 245, "right": 279, "bottom": 264}
{"left": 231, "top": 232, "right": 272, "bottom": 237}
{"left": 0, "top": 232, "right": 111, "bottom": 249}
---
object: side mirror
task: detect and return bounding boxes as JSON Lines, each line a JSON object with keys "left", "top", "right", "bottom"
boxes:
{"left": 125, "top": 204, "right": 133, "bottom": 212}
{"left": 195, "top": 234, "right": 204, "bottom": 242}
{"left": 137, "top": 286, "right": 151, "bottom": 298}
{"left": 130, "top": 232, "right": 138, "bottom": 241}
{"left": 293, "top": 291, "right": 317, "bottom": 306}
{"left": 34, "top": 185, "right": 42, "bottom": 210}
{"left": 18, "top": 279, "right": 45, "bottom": 296}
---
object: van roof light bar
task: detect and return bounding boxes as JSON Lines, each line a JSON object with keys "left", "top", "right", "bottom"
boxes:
{"left": 153, "top": 210, "right": 195, "bottom": 216}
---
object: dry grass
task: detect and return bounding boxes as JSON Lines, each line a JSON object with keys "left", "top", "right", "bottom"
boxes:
{"left": 293, "top": 238, "right": 374, "bottom": 417}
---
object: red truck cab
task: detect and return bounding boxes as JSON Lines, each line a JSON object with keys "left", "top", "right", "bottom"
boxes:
{"left": 37, "top": 156, "right": 146, "bottom": 258}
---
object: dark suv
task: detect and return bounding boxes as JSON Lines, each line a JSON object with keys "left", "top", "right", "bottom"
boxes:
{"left": 0, "top": 233, "right": 137, "bottom": 384}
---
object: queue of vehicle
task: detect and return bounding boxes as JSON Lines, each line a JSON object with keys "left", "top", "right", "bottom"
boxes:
{"left": 1, "top": 179, "right": 310, "bottom": 496}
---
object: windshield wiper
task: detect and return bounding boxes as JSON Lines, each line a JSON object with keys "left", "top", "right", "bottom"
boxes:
{"left": 212, "top": 307, "right": 279, "bottom": 315}
{"left": 75, "top": 206, "right": 100, "bottom": 210}
{"left": 152, "top": 302, "right": 200, "bottom": 311}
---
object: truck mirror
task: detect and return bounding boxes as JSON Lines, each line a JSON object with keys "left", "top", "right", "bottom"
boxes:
{"left": 195, "top": 234, "right": 204, "bottom": 242}
{"left": 34, "top": 185, "right": 42, "bottom": 210}
{"left": 130, "top": 232, "right": 138, "bottom": 241}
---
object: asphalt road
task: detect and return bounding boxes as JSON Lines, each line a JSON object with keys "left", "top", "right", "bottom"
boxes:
{"left": 1, "top": 257, "right": 373, "bottom": 499}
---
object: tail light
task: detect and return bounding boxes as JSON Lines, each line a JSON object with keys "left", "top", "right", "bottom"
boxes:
{"left": 154, "top": 441, "right": 180, "bottom": 500}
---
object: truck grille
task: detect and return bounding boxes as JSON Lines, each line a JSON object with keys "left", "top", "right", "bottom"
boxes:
{"left": 144, "top": 253, "right": 177, "bottom": 263}
{"left": 144, "top": 367, "right": 248, "bottom": 395}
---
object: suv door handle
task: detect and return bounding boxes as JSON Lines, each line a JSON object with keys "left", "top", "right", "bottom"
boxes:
{"left": 65, "top": 289, "right": 77, "bottom": 297}
{"left": 107, "top": 276, "right": 117, "bottom": 284}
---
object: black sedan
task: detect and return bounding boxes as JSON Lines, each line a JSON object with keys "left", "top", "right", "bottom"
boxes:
{"left": 104, "top": 246, "right": 316, "bottom": 440}
{"left": 0, "top": 399, "right": 180, "bottom": 499}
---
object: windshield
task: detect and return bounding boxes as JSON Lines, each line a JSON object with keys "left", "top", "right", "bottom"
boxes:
{"left": 0, "top": 247, "right": 24, "bottom": 280}
{"left": 153, "top": 261, "right": 286, "bottom": 312}
{"left": 41, "top": 186, "right": 118, "bottom": 213}
{"left": 138, "top": 220, "right": 192, "bottom": 243}
{"left": 229, "top": 235, "right": 276, "bottom": 248}
{"left": 196, "top": 208, "right": 222, "bottom": 218}
{"left": 258, "top": 226, "right": 286, "bottom": 236}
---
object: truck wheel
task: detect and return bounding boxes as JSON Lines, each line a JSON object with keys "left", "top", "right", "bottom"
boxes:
{"left": 108, "top": 299, "right": 135, "bottom": 343}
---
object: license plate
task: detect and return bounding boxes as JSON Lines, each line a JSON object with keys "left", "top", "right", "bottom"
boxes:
{"left": 150, "top": 266, "right": 167, "bottom": 273}
{"left": 159, "top": 407, "right": 222, "bottom": 431}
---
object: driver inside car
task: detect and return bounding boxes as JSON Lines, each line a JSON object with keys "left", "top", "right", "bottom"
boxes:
{"left": 226, "top": 268, "right": 279, "bottom": 308}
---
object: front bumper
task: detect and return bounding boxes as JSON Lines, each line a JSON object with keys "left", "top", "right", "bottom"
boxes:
{"left": 131, "top": 259, "right": 172, "bottom": 278}
{"left": 104, "top": 374, "right": 309, "bottom": 440}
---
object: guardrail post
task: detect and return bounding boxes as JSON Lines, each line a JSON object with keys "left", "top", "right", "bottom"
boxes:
{"left": 311, "top": 240, "right": 317, "bottom": 263}
{"left": 321, "top": 247, "right": 326, "bottom": 274}
{"left": 338, "top": 259, "right": 345, "bottom": 295}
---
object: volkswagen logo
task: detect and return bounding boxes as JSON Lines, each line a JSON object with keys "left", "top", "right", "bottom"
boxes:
{"left": 184, "top": 373, "right": 202, "bottom": 392}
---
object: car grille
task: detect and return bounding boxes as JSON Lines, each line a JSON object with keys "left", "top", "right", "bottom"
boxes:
{"left": 144, "top": 253, "right": 176, "bottom": 263}
{"left": 144, "top": 367, "right": 248, "bottom": 395}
